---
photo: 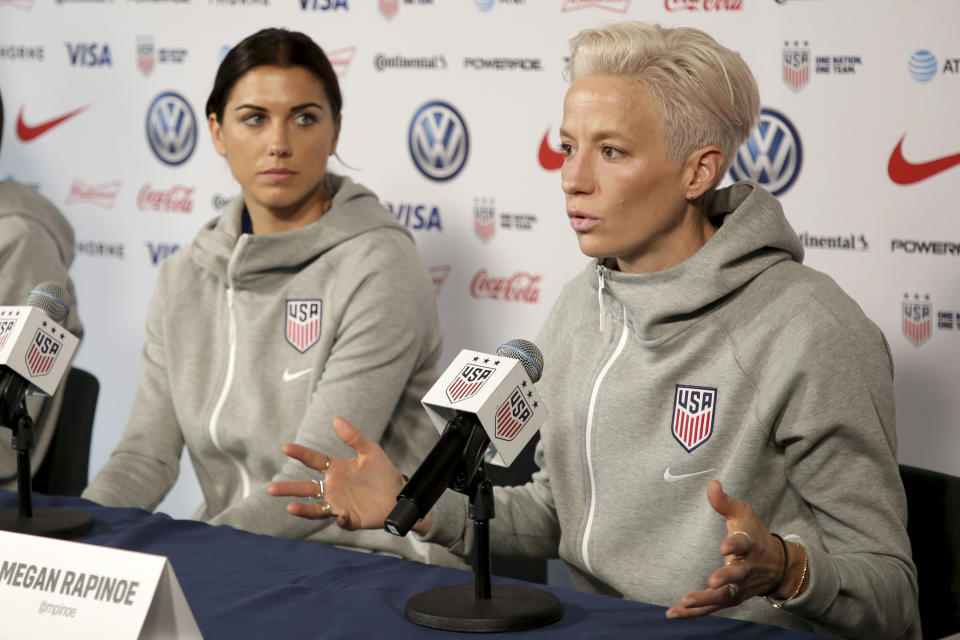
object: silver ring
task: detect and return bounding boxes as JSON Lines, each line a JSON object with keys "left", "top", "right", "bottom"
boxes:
{"left": 312, "top": 479, "right": 324, "bottom": 499}
{"left": 728, "top": 582, "right": 739, "bottom": 599}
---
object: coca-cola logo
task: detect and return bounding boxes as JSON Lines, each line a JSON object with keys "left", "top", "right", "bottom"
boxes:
{"left": 470, "top": 270, "right": 542, "bottom": 304}
{"left": 665, "top": 0, "right": 743, "bottom": 10}
{"left": 65, "top": 179, "right": 121, "bottom": 209}
{"left": 137, "top": 183, "right": 194, "bottom": 213}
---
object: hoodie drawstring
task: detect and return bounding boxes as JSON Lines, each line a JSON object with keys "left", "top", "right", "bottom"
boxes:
{"left": 596, "top": 264, "right": 606, "bottom": 331}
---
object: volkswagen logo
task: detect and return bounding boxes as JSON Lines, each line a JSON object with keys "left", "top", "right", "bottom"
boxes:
{"left": 728, "top": 107, "right": 802, "bottom": 197}
{"left": 146, "top": 91, "right": 197, "bottom": 166}
{"left": 408, "top": 101, "right": 469, "bottom": 181}
{"left": 908, "top": 49, "right": 937, "bottom": 83}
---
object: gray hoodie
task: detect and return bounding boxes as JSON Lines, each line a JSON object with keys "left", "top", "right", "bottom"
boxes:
{"left": 83, "top": 174, "right": 451, "bottom": 562}
{"left": 0, "top": 181, "right": 83, "bottom": 489}
{"left": 427, "top": 181, "right": 919, "bottom": 638}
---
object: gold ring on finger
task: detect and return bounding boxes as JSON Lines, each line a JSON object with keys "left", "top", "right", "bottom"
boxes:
{"left": 318, "top": 501, "right": 333, "bottom": 517}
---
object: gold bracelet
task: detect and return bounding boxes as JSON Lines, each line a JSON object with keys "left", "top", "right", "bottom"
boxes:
{"left": 763, "top": 542, "right": 808, "bottom": 609}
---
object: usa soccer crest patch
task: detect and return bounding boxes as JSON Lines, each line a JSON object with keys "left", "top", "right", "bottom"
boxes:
{"left": 671, "top": 384, "right": 717, "bottom": 453}
{"left": 25, "top": 327, "right": 62, "bottom": 377}
{"left": 446, "top": 363, "right": 494, "bottom": 403}
{"left": 495, "top": 386, "right": 532, "bottom": 441}
{"left": 285, "top": 299, "right": 322, "bottom": 353}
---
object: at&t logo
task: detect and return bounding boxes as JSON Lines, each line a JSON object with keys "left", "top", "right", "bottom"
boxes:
{"left": 146, "top": 92, "right": 197, "bottom": 166}
{"left": 728, "top": 108, "right": 802, "bottom": 196}
{"left": 408, "top": 101, "right": 469, "bottom": 181}
{"left": 908, "top": 50, "right": 937, "bottom": 83}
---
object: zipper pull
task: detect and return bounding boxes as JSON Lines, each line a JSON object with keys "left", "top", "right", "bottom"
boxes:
{"left": 596, "top": 264, "right": 606, "bottom": 331}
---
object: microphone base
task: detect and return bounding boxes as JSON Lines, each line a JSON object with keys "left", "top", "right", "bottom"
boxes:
{"left": 0, "top": 507, "right": 93, "bottom": 539}
{"left": 404, "top": 583, "right": 562, "bottom": 633}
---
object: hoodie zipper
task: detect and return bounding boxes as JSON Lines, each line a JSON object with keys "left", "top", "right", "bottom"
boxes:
{"left": 207, "top": 234, "right": 252, "bottom": 500}
{"left": 596, "top": 264, "right": 607, "bottom": 331}
{"left": 581, "top": 303, "right": 628, "bottom": 575}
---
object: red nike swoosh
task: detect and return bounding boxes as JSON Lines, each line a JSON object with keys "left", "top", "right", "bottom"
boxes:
{"left": 538, "top": 128, "right": 564, "bottom": 171}
{"left": 16, "top": 105, "right": 89, "bottom": 142}
{"left": 888, "top": 135, "right": 960, "bottom": 185}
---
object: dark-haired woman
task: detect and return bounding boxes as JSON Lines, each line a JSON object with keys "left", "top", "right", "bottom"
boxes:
{"left": 82, "top": 28, "right": 451, "bottom": 563}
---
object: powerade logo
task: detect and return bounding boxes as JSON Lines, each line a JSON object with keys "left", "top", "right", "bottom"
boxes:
{"left": 146, "top": 92, "right": 197, "bottom": 166}
{"left": 408, "top": 101, "right": 469, "bottom": 182}
{"left": 728, "top": 107, "right": 802, "bottom": 196}
{"left": 909, "top": 50, "right": 937, "bottom": 83}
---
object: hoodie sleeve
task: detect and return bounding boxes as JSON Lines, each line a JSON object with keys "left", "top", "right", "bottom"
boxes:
{"left": 206, "top": 229, "right": 443, "bottom": 547}
{"left": 0, "top": 212, "right": 82, "bottom": 489}
{"left": 82, "top": 265, "right": 182, "bottom": 509}
{"left": 750, "top": 284, "right": 919, "bottom": 639}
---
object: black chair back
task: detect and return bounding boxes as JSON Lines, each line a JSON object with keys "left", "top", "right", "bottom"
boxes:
{"left": 32, "top": 367, "right": 99, "bottom": 496}
{"left": 900, "top": 464, "right": 960, "bottom": 640}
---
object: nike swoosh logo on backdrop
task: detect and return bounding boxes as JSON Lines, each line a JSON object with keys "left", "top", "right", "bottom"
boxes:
{"left": 888, "top": 135, "right": 960, "bottom": 185}
{"left": 16, "top": 105, "right": 89, "bottom": 142}
{"left": 538, "top": 129, "right": 564, "bottom": 171}
{"left": 663, "top": 468, "right": 715, "bottom": 483}
{"left": 282, "top": 368, "right": 312, "bottom": 382}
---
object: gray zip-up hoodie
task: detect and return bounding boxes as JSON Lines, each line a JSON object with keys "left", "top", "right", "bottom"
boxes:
{"left": 0, "top": 181, "right": 83, "bottom": 489}
{"left": 83, "top": 174, "right": 451, "bottom": 561}
{"left": 427, "top": 181, "right": 919, "bottom": 638}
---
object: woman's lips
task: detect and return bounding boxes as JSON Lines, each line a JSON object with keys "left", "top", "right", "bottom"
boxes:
{"left": 568, "top": 210, "right": 599, "bottom": 232}
{"left": 261, "top": 169, "right": 297, "bottom": 182}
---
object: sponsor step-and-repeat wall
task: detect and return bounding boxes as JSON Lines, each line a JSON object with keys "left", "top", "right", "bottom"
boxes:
{"left": 1, "top": 0, "right": 958, "bottom": 518}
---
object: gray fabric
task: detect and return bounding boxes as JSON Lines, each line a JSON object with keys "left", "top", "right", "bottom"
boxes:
{"left": 0, "top": 181, "right": 83, "bottom": 489}
{"left": 427, "top": 181, "right": 919, "bottom": 638}
{"left": 83, "top": 174, "right": 453, "bottom": 563}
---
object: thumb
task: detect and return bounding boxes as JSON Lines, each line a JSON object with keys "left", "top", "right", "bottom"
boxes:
{"left": 707, "top": 480, "right": 746, "bottom": 521}
{"left": 332, "top": 416, "right": 373, "bottom": 456}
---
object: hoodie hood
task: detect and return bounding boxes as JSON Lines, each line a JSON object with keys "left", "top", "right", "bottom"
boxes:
{"left": 590, "top": 181, "right": 804, "bottom": 343}
{"left": 0, "top": 181, "right": 76, "bottom": 269}
{"left": 189, "top": 173, "right": 410, "bottom": 285}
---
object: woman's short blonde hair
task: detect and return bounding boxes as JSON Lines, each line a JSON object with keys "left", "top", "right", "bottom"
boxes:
{"left": 569, "top": 22, "right": 760, "bottom": 179}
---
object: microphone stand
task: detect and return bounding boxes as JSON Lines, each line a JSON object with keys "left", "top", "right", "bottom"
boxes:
{"left": 0, "top": 395, "right": 92, "bottom": 538}
{"left": 403, "top": 429, "right": 563, "bottom": 633}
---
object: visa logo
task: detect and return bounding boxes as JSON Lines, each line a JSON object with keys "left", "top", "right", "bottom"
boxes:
{"left": 299, "top": 0, "right": 348, "bottom": 9}
{"left": 146, "top": 242, "right": 180, "bottom": 266}
{"left": 66, "top": 42, "right": 112, "bottom": 67}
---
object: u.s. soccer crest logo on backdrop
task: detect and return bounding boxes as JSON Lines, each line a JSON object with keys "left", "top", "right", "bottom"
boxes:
{"left": 137, "top": 36, "right": 155, "bottom": 76}
{"left": 285, "top": 299, "right": 322, "bottom": 353}
{"left": 379, "top": 0, "right": 398, "bottom": 20}
{"left": 495, "top": 386, "right": 532, "bottom": 441}
{"left": 473, "top": 198, "right": 495, "bottom": 243}
{"left": 25, "top": 327, "right": 62, "bottom": 377}
{"left": 902, "top": 293, "right": 931, "bottom": 347}
{"left": 671, "top": 385, "right": 717, "bottom": 453}
{"left": 783, "top": 41, "right": 810, "bottom": 92}
{"left": 446, "top": 363, "right": 494, "bottom": 403}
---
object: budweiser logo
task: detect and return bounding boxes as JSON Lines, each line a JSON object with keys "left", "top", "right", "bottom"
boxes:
{"left": 429, "top": 265, "right": 451, "bottom": 296}
{"left": 560, "top": 0, "right": 630, "bottom": 12}
{"left": 470, "top": 270, "right": 541, "bottom": 304}
{"left": 327, "top": 46, "right": 357, "bottom": 78}
{"left": 65, "top": 179, "right": 121, "bottom": 209}
{"left": 137, "top": 183, "right": 194, "bottom": 213}
{"left": 665, "top": 0, "right": 743, "bottom": 10}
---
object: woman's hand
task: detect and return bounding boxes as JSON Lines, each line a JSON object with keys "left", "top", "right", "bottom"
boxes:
{"left": 666, "top": 480, "right": 801, "bottom": 619}
{"left": 267, "top": 416, "right": 408, "bottom": 532}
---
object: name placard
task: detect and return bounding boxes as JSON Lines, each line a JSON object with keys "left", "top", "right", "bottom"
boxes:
{"left": 0, "top": 530, "right": 203, "bottom": 639}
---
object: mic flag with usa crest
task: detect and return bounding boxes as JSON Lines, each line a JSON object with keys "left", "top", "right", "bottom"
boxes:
{"left": 671, "top": 384, "right": 717, "bottom": 453}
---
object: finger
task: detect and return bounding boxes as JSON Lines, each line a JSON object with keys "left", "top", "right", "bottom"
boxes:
{"left": 720, "top": 530, "right": 753, "bottom": 556}
{"left": 331, "top": 416, "right": 375, "bottom": 456}
{"left": 267, "top": 479, "right": 323, "bottom": 498}
{"left": 285, "top": 501, "right": 335, "bottom": 519}
{"left": 708, "top": 559, "right": 751, "bottom": 589}
{"left": 666, "top": 602, "right": 721, "bottom": 619}
{"left": 668, "top": 585, "right": 731, "bottom": 618}
{"left": 281, "top": 443, "right": 332, "bottom": 473}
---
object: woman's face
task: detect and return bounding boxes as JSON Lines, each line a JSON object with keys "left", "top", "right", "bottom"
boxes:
{"left": 209, "top": 65, "right": 339, "bottom": 229}
{"left": 560, "top": 75, "right": 715, "bottom": 274}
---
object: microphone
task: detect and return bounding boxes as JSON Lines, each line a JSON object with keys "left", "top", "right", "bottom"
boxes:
{"left": 0, "top": 282, "right": 90, "bottom": 539}
{"left": 385, "top": 339, "right": 545, "bottom": 537}
{"left": 1, "top": 282, "right": 79, "bottom": 424}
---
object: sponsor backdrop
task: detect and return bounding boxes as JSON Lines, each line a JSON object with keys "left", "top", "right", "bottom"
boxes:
{"left": 1, "top": 0, "right": 958, "bottom": 521}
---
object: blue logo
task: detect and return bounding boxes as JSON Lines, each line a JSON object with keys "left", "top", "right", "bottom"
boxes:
{"left": 299, "top": 0, "right": 348, "bottom": 9}
{"left": 385, "top": 202, "right": 443, "bottom": 231}
{"left": 475, "top": 0, "right": 495, "bottom": 11}
{"left": 146, "top": 242, "right": 181, "bottom": 266}
{"left": 408, "top": 101, "right": 469, "bottom": 182}
{"left": 728, "top": 107, "right": 802, "bottom": 197}
{"left": 908, "top": 50, "right": 937, "bottom": 83}
{"left": 146, "top": 92, "right": 197, "bottom": 166}
{"left": 65, "top": 42, "right": 112, "bottom": 67}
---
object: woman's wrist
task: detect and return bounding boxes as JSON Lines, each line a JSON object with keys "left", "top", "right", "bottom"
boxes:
{"left": 763, "top": 540, "right": 809, "bottom": 607}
